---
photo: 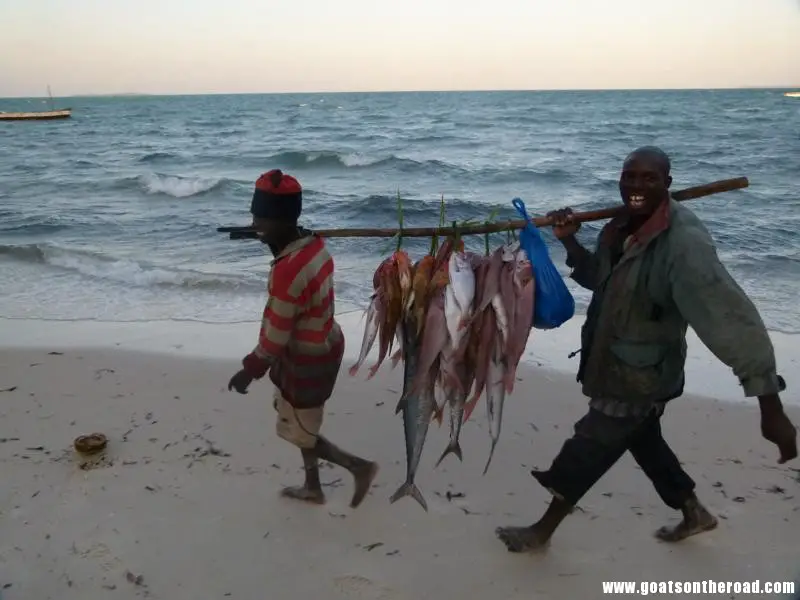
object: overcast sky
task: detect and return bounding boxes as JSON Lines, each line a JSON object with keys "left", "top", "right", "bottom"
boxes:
{"left": 2, "top": 0, "right": 799, "bottom": 97}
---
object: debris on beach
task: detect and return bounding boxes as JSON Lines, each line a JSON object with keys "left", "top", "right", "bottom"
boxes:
{"left": 73, "top": 432, "right": 108, "bottom": 455}
{"left": 349, "top": 223, "right": 537, "bottom": 510}
{"left": 125, "top": 571, "right": 146, "bottom": 587}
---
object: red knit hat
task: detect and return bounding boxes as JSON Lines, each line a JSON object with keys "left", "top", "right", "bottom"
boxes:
{"left": 250, "top": 169, "right": 302, "bottom": 222}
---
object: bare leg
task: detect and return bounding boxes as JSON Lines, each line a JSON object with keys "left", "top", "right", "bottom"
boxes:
{"left": 280, "top": 448, "right": 326, "bottom": 504}
{"left": 495, "top": 496, "right": 573, "bottom": 553}
{"left": 314, "top": 436, "right": 379, "bottom": 508}
{"left": 655, "top": 495, "right": 718, "bottom": 542}
{"left": 495, "top": 408, "right": 630, "bottom": 553}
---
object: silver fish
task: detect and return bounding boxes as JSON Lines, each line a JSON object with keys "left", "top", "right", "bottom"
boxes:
{"left": 348, "top": 294, "right": 381, "bottom": 376}
{"left": 483, "top": 337, "right": 507, "bottom": 475}
{"left": 434, "top": 364, "right": 466, "bottom": 468}
{"left": 448, "top": 251, "right": 476, "bottom": 318}
{"left": 490, "top": 292, "right": 509, "bottom": 349}
{"left": 390, "top": 317, "right": 435, "bottom": 511}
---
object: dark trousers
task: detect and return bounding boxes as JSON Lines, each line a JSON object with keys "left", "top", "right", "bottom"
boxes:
{"left": 532, "top": 407, "right": 696, "bottom": 509}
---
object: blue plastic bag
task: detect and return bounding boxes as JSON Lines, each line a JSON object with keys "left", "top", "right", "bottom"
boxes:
{"left": 512, "top": 197, "right": 575, "bottom": 330}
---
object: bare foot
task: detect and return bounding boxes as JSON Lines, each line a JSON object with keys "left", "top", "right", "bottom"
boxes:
{"left": 495, "top": 525, "right": 551, "bottom": 553}
{"left": 280, "top": 485, "right": 326, "bottom": 505}
{"left": 350, "top": 462, "right": 379, "bottom": 508}
{"left": 655, "top": 502, "right": 718, "bottom": 542}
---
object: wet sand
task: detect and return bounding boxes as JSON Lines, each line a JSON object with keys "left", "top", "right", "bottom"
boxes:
{"left": 1, "top": 347, "right": 799, "bottom": 599}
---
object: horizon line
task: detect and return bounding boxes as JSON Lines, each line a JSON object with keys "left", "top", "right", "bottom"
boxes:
{"left": 1, "top": 84, "right": 799, "bottom": 100}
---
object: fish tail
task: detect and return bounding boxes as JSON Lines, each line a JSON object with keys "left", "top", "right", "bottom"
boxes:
{"left": 462, "top": 396, "right": 480, "bottom": 422}
{"left": 503, "top": 367, "right": 517, "bottom": 394}
{"left": 482, "top": 440, "right": 499, "bottom": 476}
{"left": 415, "top": 313, "right": 426, "bottom": 337}
{"left": 431, "top": 403, "right": 444, "bottom": 425}
{"left": 434, "top": 440, "right": 463, "bottom": 468}
{"left": 390, "top": 347, "right": 403, "bottom": 368}
{"left": 389, "top": 481, "right": 428, "bottom": 511}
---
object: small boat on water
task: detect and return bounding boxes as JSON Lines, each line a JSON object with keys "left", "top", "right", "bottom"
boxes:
{"left": 0, "top": 85, "right": 72, "bottom": 121}
{"left": 0, "top": 108, "right": 72, "bottom": 121}
{"left": 785, "top": 92, "right": 800, "bottom": 98}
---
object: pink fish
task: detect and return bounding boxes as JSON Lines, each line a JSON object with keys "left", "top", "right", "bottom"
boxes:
{"left": 477, "top": 246, "right": 504, "bottom": 315}
{"left": 505, "top": 279, "right": 535, "bottom": 394}
{"left": 504, "top": 259, "right": 535, "bottom": 393}
{"left": 496, "top": 261, "right": 516, "bottom": 353}
{"left": 463, "top": 305, "right": 497, "bottom": 422}
{"left": 390, "top": 322, "right": 404, "bottom": 369}
{"left": 483, "top": 334, "right": 507, "bottom": 475}
{"left": 434, "top": 368, "right": 468, "bottom": 468}
{"left": 407, "top": 290, "right": 449, "bottom": 398}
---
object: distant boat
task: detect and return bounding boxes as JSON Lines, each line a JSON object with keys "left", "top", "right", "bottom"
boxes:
{"left": 785, "top": 91, "right": 800, "bottom": 98}
{"left": 0, "top": 108, "right": 71, "bottom": 121}
{"left": 0, "top": 85, "right": 72, "bottom": 121}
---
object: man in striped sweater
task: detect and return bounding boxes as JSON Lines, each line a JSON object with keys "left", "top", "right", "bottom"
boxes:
{"left": 227, "top": 169, "right": 378, "bottom": 508}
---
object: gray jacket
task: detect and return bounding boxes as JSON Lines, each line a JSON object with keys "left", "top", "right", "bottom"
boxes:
{"left": 569, "top": 198, "right": 784, "bottom": 405}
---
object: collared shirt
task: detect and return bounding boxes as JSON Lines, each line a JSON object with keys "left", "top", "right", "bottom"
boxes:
{"left": 251, "top": 233, "right": 344, "bottom": 409}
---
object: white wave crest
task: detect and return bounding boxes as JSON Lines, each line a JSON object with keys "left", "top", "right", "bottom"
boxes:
{"left": 139, "top": 173, "right": 222, "bottom": 198}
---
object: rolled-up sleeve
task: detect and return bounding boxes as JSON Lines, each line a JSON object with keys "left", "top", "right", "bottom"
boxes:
{"left": 667, "top": 223, "right": 784, "bottom": 397}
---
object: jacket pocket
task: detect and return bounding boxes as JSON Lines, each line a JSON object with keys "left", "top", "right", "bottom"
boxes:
{"left": 605, "top": 339, "right": 670, "bottom": 398}
{"left": 609, "top": 339, "right": 668, "bottom": 368}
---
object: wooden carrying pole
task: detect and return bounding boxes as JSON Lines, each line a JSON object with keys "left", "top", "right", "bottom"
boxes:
{"left": 218, "top": 176, "right": 748, "bottom": 240}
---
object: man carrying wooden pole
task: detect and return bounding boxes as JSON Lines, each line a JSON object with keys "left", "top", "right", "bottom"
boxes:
{"left": 495, "top": 146, "right": 797, "bottom": 553}
{"left": 226, "top": 169, "right": 379, "bottom": 508}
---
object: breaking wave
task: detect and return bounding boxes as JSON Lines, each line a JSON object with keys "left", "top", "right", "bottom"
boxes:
{"left": 264, "top": 150, "right": 465, "bottom": 175}
{"left": 0, "top": 243, "right": 261, "bottom": 291}
{"left": 137, "top": 173, "right": 226, "bottom": 198}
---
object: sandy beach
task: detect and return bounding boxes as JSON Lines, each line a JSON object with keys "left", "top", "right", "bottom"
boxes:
{"left": 2, "top": 345, "right": 799, "bottom": 599}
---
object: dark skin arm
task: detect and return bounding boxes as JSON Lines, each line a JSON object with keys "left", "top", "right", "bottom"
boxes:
{"left": 758, "top": 393, "right": 797, "bottom": 464}
{"left": 547, "top": 208, "right": 589, "bottom": 257}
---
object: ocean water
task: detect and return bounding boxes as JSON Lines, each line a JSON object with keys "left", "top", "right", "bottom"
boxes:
{"left": 1, "top": 90, "right": 799, "bottom": 337}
